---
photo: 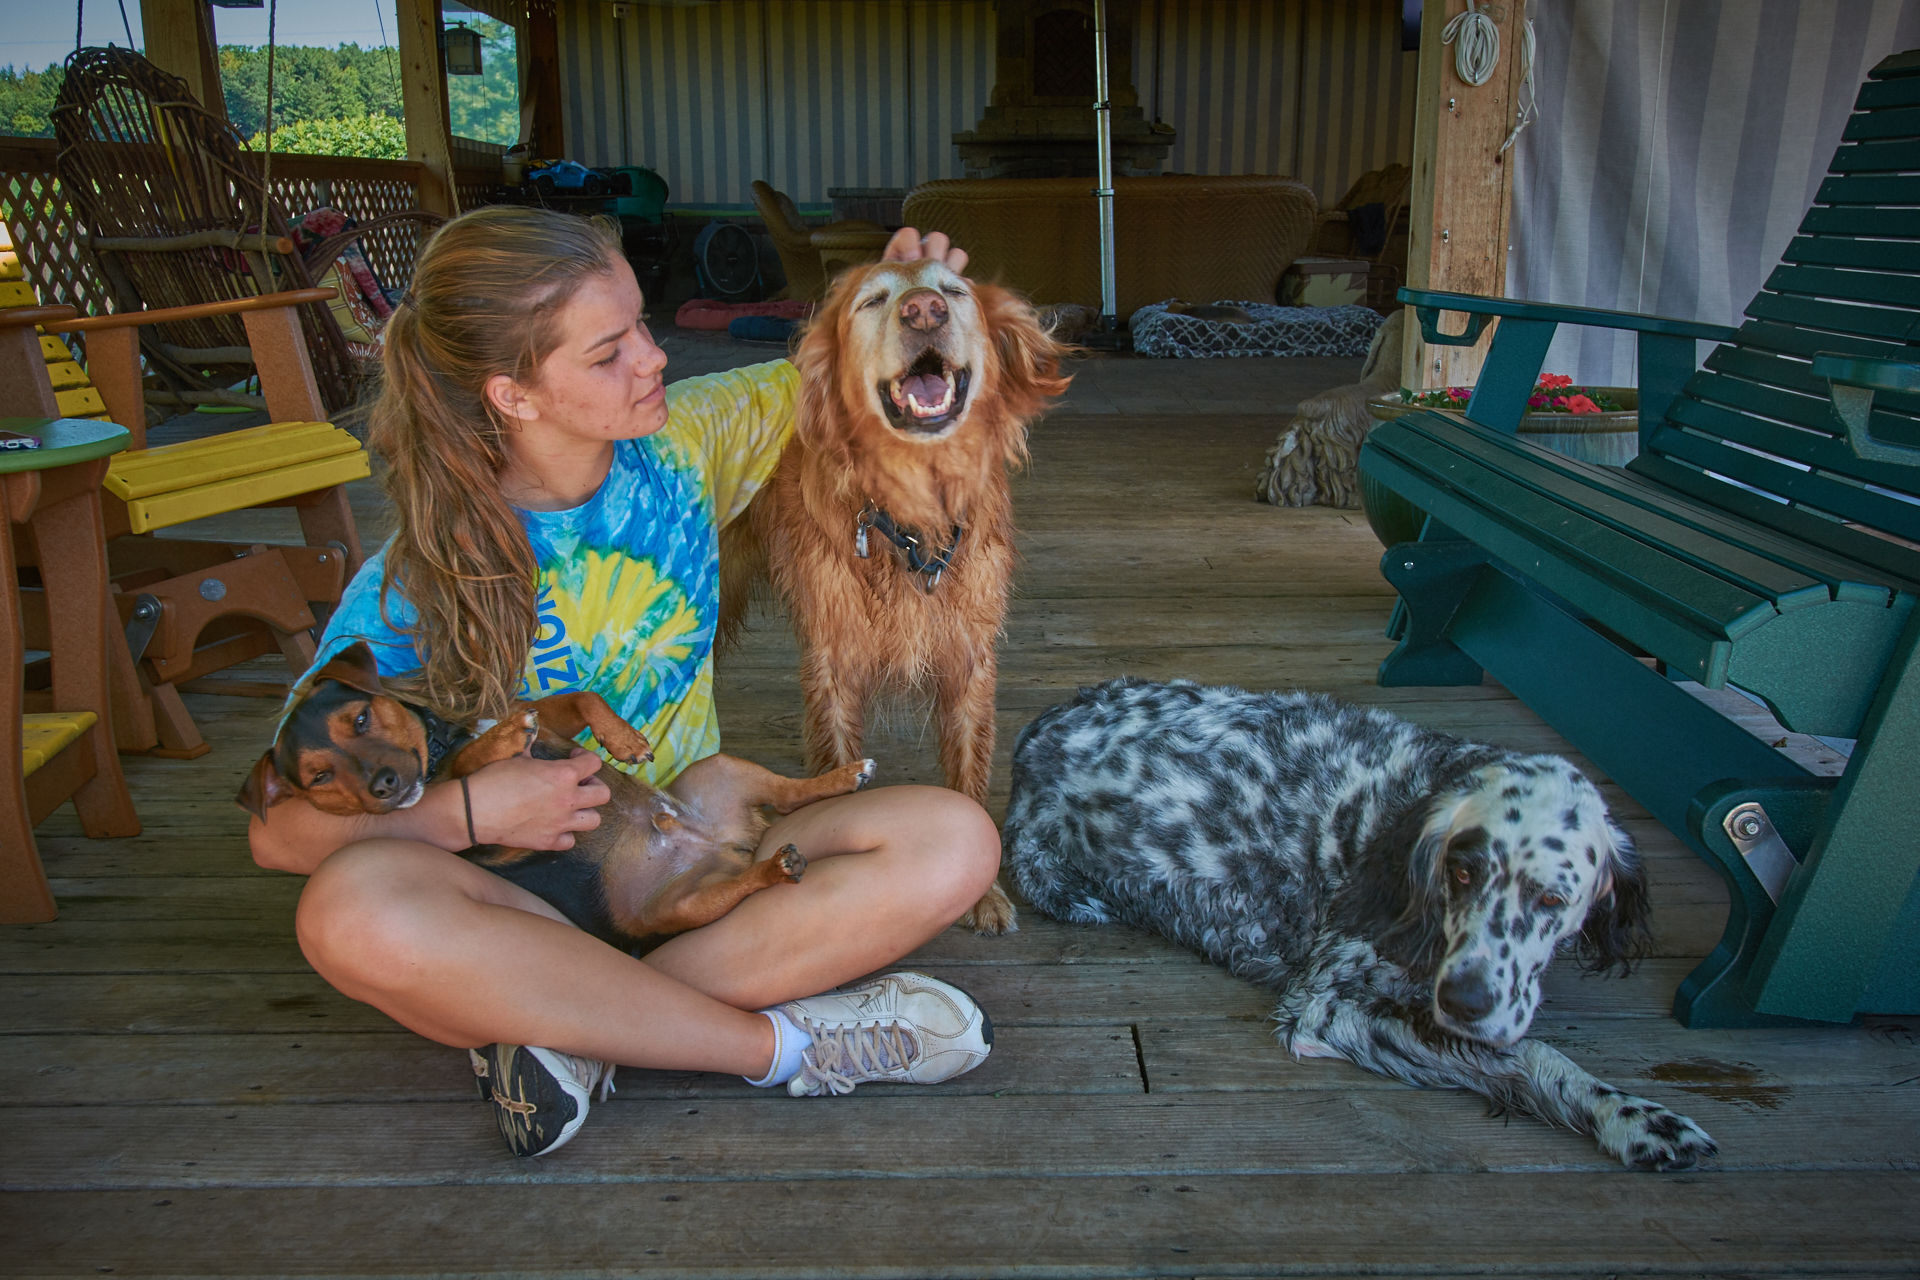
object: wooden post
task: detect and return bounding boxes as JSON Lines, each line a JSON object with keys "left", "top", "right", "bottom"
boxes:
{"left": 396, "top": 0, "right": 460, "bottom": 217}
{"left": 138, "top": 0, "right": 226, "bottom": 120}
{"left": 524, "top": 2, "right": 567, "bottom": 158}
{"left": 1401, "top": 0, "right": 1530, "bottom": 392}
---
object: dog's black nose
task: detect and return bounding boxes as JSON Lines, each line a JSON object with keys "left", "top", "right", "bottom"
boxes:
{"left": 367, "top": 767, "right": 401, "bottom": 800}
{"left": 899, "top": 289, "right": 948, "bottom": 332}
{"left": 1437, "top": 971, "right": 1498, "bottom": 1023}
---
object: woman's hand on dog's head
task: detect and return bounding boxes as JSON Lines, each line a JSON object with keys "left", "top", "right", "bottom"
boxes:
{"left": 883, "top": 226, "right": 968, "bottom": 276}
{"left": 467, "top": 749, "right": 610, "bottom": 850}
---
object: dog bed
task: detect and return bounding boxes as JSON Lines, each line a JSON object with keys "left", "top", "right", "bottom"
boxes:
{"left": 674, "top": 298, "right": 813, "bottom": 332}
{"left": 728, "top": 315, "right": 798, "bottom": 346}
{"left": 1130, "top": 300, "right": 1385, "bottom": 359}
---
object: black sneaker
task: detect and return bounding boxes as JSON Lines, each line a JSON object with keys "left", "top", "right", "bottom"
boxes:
{"left": 468, "top": 1044, "right": 615, "bottom": 1156}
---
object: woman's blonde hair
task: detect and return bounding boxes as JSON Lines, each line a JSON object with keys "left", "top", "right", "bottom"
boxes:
{"left": 369, "top": 205, "right": 625, "bottom": 721}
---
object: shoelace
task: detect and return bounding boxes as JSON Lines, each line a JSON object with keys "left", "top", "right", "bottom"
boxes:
{"left": 791, "top": 1019, "right": 921, "bottom": 1096}
{"left": 473, "top": 1048, "right": 617, "bottom": 1111}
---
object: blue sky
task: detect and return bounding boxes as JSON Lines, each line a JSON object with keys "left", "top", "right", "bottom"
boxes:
{"left": 5, "top": 1, "right": 406, "bottom": 73}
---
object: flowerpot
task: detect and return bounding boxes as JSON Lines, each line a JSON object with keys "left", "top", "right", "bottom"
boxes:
{"left": 1359, "top": 389, "right": 1640, "bottom": 548}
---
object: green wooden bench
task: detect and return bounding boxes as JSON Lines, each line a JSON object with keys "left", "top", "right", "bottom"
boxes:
{"left": 1357, "top": 48, "right": 1920, "bottom": 1029}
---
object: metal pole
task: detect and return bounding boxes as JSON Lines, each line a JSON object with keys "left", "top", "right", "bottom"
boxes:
{"left": 1092, "top": 0, "right": 1118, "bottom": 329}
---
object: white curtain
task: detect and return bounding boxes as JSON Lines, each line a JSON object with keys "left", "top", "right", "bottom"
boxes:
{"left": 1507, "top": 0, "right": 1920, "bottom": 387}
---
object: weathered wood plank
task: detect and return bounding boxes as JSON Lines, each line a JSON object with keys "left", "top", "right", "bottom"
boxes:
{"left": 0, "top": 1025, "right": 1144, "bottom": 1108}
{"left": 6, "top": 1084, "right": 1918, "bottom": 1191}
{"left": 9, "top": 1172, "right": 1917, "bottom": 1277}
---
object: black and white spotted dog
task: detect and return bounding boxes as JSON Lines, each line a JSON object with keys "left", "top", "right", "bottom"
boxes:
{"left": 1004, "top": 678, "right": 1717, "bottom": 1171}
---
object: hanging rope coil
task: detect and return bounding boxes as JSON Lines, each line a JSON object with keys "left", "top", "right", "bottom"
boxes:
{"left": 1442, "top": 0, "right": 1501, "bottom": 87}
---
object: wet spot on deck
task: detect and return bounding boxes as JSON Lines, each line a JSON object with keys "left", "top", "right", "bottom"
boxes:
{"left": 1648, "top": 1058, "right": 1788, "bottom": 1111}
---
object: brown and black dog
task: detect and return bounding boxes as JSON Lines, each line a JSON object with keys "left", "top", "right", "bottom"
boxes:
{"left": 237, "top": 641, "right": 874, "bottom": 949}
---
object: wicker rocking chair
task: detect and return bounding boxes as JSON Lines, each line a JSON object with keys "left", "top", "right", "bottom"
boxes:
{"left": 50, "top": 47, "right": 443, "bottom": 417}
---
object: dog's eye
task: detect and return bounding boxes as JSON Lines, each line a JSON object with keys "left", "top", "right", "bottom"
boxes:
{"left": 309, "top": 770, "right": 332, "bottom": 786}
{"left": 859, "top": 293, "right": 888, "bottom": 311}
{"left": 942, "top": 285, "right": 969, "bottom": 299}
{"left": 1539, "top": 892, "right": 1565, "bottom": 909}
{"left": 1449, "top": 862, "right": 1472, "bottom": 886}
{"left": 353, "top": 709, "right": 369, "bottom": 734}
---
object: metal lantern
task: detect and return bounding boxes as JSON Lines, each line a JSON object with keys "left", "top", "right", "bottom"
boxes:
{"left": 444, "top": 22, "right": 483, "bottom": 76}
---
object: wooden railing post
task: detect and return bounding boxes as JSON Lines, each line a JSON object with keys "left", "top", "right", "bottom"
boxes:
{"left": 137, "top": 0, "right": 226, "bottom": 122}
{"left": 397, "top": 0, "right": 461, "bottom": 218}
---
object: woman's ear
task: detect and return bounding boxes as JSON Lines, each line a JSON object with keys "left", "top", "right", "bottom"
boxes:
{"left": 485, "top": 371, "right": 537, "bottom": 425}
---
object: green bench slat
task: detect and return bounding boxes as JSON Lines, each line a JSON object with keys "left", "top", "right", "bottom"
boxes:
{"left": 1392, "top": 414, "right": 1834, "bottom": 606}
{"left": 1841, "top": 103, "right": 1920, "bottom": 140}
{"left": 1798, "top": 206, "right": 1920, "bottom": 238}
{"left": 1630, "top": 452, "right": 1920, "bottom": 587}
{"left": 1781, "top": 233, "right": 1920, "bottom": 272}
{"left": 1398, "top": 412, "right": 1905, "bottom": 603}
{"left": 1681, "top": 370, "right": 1920, "bottom": 473}
{"left": 1765, "top": 263, "right": 1920, "bottom": 311}
{"left": 1732, "top": 319, "right": 1916, "bottom": 364}
{"left": 1376, "top": 421, "right": 1778, "bottom": 639}
{"left": 1811, "top": 174, "right": 1920, "bottom": 207}
{"left": 1827, "top": 138, "right": 1920, "bottom": 172}
{"left": 1857, "top": 75, "right": 1920, "bottom": 108}
{"left": 1648, "top": 420, "right": 1920, "bottom": 542}
{"left": 1745, "top": 290, "right": 1918, "bottom": 342}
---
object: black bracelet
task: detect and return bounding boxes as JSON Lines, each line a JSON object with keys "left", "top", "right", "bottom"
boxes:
{"left": 460, "top": 775, "right": 478, "bottom": 847}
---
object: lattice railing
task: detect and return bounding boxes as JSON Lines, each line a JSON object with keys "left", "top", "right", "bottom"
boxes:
{"left": 0, "top": 136, "right": 453, "bottom": 324}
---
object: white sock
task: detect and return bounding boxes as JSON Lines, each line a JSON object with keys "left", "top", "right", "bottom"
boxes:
{"left": 741, "top": 1009, "right": 810, "bottom": 1088}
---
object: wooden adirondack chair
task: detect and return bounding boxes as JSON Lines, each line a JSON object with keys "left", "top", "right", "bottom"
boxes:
{"left": 1357, "top": 48, "right": 1920, "bottom": 1028}
{"left": 2, "top": 230, "right": 367, "bottom": 758}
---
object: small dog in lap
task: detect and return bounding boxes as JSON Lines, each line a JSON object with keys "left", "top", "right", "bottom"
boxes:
{"left": 1004, "top": 677, "right": 1717, "bottom": 1171}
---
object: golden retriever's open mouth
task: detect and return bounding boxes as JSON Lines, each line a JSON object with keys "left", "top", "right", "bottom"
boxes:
{"left": 881, "top": 349, "right": 971, "bottom": 432}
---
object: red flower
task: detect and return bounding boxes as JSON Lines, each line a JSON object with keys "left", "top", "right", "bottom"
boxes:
{"left": 1448, "top": 386, "right": 1469, "bottom": 400}
{"left": 1538, "top": 373, "right": 1573, "bottom": 390}
{"left": 1527, "top": 395, "right": 1546, "bottom": 409}
{"left": 1551, "top": 396, "right": 1568, "bottom": 408}
{"left": 1566, "top": 394, "right": 1600, "bottom": 414}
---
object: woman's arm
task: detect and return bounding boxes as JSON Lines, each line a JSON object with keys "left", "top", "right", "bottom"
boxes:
{"left": 249, "top": 751, "right": 614, "bottom": 876}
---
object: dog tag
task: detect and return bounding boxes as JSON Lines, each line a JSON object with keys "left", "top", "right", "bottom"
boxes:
{"left": 1723, "top": 802, "right": 1799, "bottom": 904}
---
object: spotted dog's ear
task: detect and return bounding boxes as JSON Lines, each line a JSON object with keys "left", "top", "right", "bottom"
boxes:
{"left": 1368, "top": 784, "right": 1479, "bottom": 970}
{"left": 1576, "top": 817, "right": 1651, "bottom": 975}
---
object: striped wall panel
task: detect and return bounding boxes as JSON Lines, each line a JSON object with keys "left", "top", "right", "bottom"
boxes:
{"left": 557, "top": 0, "right": 1414, "bottom": 207}
{"left": 1508, "top": 0, "right": 1920, "bottom": 387}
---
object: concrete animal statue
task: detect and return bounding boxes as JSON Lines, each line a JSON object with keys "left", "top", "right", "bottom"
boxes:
{"left": 1258, "top": 307, "right": 1406, "bottom": 508}
{"left": 1004, "top": 677, "right": 1718, "bottom": 1171}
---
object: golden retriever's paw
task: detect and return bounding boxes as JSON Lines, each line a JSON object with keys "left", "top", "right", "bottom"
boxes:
{"left": 961, "top": 882, "right": 1020, "bottom": 935}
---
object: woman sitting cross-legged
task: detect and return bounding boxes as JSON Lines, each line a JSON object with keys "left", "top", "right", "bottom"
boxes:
{"left": 249, "top": 206, "right": 1001, "bottom": 1157}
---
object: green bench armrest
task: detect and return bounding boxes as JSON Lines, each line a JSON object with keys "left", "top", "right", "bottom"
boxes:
{"left": 1813, "top": 353, "right": 1920, "bottom": 467}
{"left": 1394, "top": 287, "right": 1741, "bottom": 443}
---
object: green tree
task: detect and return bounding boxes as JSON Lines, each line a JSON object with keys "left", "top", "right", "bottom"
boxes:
{"left": 221, "top": 43, "right": 405, "bottom": 141}
{"left": 249, "top": 113, "right": 407, "bottom": 160}
{"left": 0, "top": 63, "right": 65, "bottom": 138}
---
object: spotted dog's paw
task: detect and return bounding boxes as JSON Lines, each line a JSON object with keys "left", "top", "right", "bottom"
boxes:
{"left": 1594, "top": 1093, "right": 1717, "bottom": 1171}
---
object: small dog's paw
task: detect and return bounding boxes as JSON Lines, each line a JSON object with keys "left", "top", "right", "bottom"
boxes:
{"left": 1596, "top": 1094, "right": 1717, "bottom": 1171}
{"left": 599, "top": 722, "right": 653, "bottom": 765}
{"left": 855, "top": 758, "right": 876, "bottom": 789}
{"left": 775, "top": 843, "right": 807, "bottom": 882}
{"left": 961, "top": 883, "right": 1020, "bottom": 935}
{"left": 517, "top": 709, "right": 540, "bottom": 753}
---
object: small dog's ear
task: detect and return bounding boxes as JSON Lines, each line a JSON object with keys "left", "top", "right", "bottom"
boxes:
{"left": 1577, "top": 818, "right": 1651, "bottom": 975}
{"left": 235, "top": 750, "right": 299, "bottom": 821}
{"left": 311, "top": 640, "right": 386, "bottom": 698}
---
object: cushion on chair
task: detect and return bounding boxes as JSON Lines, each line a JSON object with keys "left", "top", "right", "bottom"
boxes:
{"left": 22, "top": 712, "right": 97, "bottom": 777}
{"left": 104, "top": 421, "right": 371, "bottom": 534}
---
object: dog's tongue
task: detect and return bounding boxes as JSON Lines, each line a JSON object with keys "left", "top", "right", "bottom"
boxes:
{"left": 899, "top": 371, "right": 949, "bottom": 411}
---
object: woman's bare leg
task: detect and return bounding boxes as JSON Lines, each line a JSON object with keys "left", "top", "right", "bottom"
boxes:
{"left": 293, "top": 782, "right": 1000, "bottom": 1073}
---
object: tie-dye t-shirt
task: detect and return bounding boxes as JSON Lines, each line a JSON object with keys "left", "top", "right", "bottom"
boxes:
{"left": 306, "top": 360, "right": 798, "bottom": 785}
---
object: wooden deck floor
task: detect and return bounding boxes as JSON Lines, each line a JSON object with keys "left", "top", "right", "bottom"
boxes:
{"left": 7, "top": 413, "right": 1919, "bottom": 1277}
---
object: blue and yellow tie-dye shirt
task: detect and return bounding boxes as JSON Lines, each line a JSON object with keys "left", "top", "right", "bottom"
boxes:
{"left": 309, "top": 360, "right": 798, "bottom": 785}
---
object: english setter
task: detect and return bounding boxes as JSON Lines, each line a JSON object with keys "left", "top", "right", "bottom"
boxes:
{"left": 1004, "top": 678, "right": 1717, "bottom": 1171}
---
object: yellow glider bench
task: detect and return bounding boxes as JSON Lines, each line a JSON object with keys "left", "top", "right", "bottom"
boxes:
{"left": 2, "top": 241, "right": 368, "bottom": 758}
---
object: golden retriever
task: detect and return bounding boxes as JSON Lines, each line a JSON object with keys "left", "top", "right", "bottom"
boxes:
{"left": 721, "top": 257, "right": 1070, "bottom": 933}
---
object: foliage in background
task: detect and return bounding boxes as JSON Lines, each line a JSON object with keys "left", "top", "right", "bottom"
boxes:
{"left": 3, "top": 27, "right": 516, "bottom": 148}
{"left": 445, "top": 18, "right": 520, "bottom": 147}
{"left": 248, "top": 113, "right": 407, "bottom": 159}
{"left": 0, "top": 64, "right": 63, "bottom": 137}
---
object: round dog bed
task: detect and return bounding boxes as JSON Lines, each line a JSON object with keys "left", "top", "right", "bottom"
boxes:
{"left": 1130, "top": 301, "right": 1386, "bottom": 359}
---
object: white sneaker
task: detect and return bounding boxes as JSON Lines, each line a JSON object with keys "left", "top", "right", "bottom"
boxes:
{"left": 470, "top": 1044, "right": 616, "bottom": 1156}
{"left": 776, "top": 971, "right": 993, "bottom": 1097}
